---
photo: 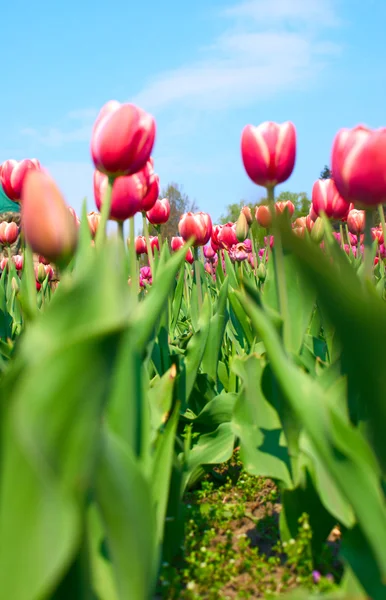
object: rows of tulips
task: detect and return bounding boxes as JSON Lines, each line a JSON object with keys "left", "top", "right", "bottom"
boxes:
{"left": 0, "top": 101, "right": 386, "bottom": 600}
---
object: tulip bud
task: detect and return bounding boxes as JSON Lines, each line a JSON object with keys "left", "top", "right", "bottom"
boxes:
{"left": 275, "top": 201, "right": 295, "bottom": 218}
{"left": 310, "top": 217, "right": 325, "bottom": 243}
{"left": 347, "top": 209, "right": 365, "bottom": 235}
{"left": 235, "top": 211, "right": 249, "bottom": 242}
{"left": 0, "top": 221, "right": 19, "bottom": 245}
{"left": 35, "top": 262, "right": 47, "bottom": 284}
{"left": 12, "top": 254, "right": 23, "bottom": 271}
{"left": 87, "top": 211, "right": 101, "bottom": 238}
{"left": 179, "top": 212, "right": 212, "bottom": 247}
{"left": 257, "top": 262, "right": 266, "bottom": 282}
{"left": 0, "top": 257, "right": 8, "bottom": 271}
{"left": 91, "top": 101, "right": 156, "bottom": 177}
{"left": 11, "top": 277, "right": 19, "bottom": 293}
{"left": 146, "top": 198, "right": 170, "bottom": 225}
{"left": 1, "top": 158, "right": 40, "bottom": 201}
{"left": 135, "top": 235, "right": 147, "bottom": 255}
{"left": 241, "top": 121, "right": 296, "bottom": 188}
{"left": 331, "top": 125, "right": 386, "bottom": 208}
{"left": 255, "top": 204, "right": 272, "bottom": 228}
{"left": 241, "top": 206, "right": 253, "bottom": 225}
{"left": 21, "top": 170, "right": 78, "bottom": 265}
{"left": 312, "top": 179, "right": 350, "bottom": 220}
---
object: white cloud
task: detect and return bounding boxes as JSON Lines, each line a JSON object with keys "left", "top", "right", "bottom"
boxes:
{"left": 132, "top": 0, "right": 341, "bottom": 112}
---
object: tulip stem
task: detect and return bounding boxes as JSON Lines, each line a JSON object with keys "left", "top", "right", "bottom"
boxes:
{"left": 194, "top": 247, "right": 203, "bottom": 310}
{"left": 95, "top": 176, "right": 114, "bottom": 248}
{"left": 117, "top": 220, "right": 124, "bottom": 242}
{"left": 142, "top": 213, "right": 155, "bottom": 278}
{"left": 345, "top": 224, "right": 353, "bottom": 257}
{"left": 339, "top": 224, "right": 344, "bottom": 249}
{"left": 267, "top": 186, "right": 288, "bottom": 327}
{"left": 378, "top": 204, "right": 386, "bottom": 253}
{"left": 363, "top": 209, "right": 373, "bottom": 281}
{"left": 129, "top": 217, "right": 138, "bottom": 301}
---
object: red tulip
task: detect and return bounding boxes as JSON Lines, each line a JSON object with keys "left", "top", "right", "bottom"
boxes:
{"left": 275, "top": 200, "right": 295, "bottom": 217}
{"left": 331, "top": 125, "right": 386, "bottom": 207}
{"left": 255, "top": 205, "right": 272, "bottom": 228}
{"left": 94, "top": 170, "right": 144, "bottom": 221}
{"left": 241, "top": 121, "right": 296, "bottom": 188}
{"left": 371, "top": 227, "right": 384, "bottom": 244}
{"left": 1, "top": 158, "right": 40, "bottom": 201}
{"left": 140, "top": 174, "right": 159, "bottom": 212}
{"left": 135, "top": 235, "right": 147, "bottom": 254}
{"left": 179, "top": 212, "right": 212, "bottom": 247}
{"left": 217, "top": 222, "right": 238, "bottom": 249}
{"left": 150, "top": 236, "right": 159, "bottom": 252}
{"left": 21, "top": 170, "right": 78, "bottom": 264}
{"left": 91, "top": 101, "right": 156, "bottom": 177}
{"left": 347, "top": 209, "right": 365, "bottom": 235}
{"left": 312, "top": 179, "right": 350, "bottom": 220}
{"left": 210, "top": 225, "right": 223, "bottom": 251}
{"left": 12, "top": 254, "right": 23, "bottom": 271}
{"left": 35, "top": 262, "right": 54, "bottom": 284}
{"left": 0, "top": 221, "right": 19, "bottom": 245}
{"left": 146, "top": 198, "right": 170, "bottom": 225}
{"left": 171, "top": 236, "right": 194, "bottom": 263}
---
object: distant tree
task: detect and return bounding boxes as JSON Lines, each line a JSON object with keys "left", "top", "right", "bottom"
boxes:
{"left": 320, "top": 165, "right": 332, "bottom": 179}
{"left": 149, "top": 182, "right": 198, "bottom": 240}
{"left": 219, "top": 200, "right": 255, "bottom": 224}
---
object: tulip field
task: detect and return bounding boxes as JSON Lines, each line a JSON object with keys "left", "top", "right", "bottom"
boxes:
{"left": 1, "top": 103, "right": 386, "bottom": 600}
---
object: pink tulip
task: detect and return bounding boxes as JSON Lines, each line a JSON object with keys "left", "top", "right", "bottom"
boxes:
{"left": 179, "top": 212, "right": 212, "bottom": 247}
{"left": 312, "top": 179, "right": 350, "bottom": 220}
{"left": 0, "top": 221, "right": 19, "bottom": 245}
{"left": 331, "top": 125, "right": 386, "bottom": 207}
{"left": 12, "top": 254, "right": 23, "bottom": 271}
{"left": 371, "top": 227, "right": 384, "bottom": 244}
{"left": 264, "top": 235, "right": 274, "bottom": 248}
{"left": 94, "top": 170, "right": 144, "bottom": 221}
{"left": 135, "top": 235, "right": 147, "bottom": 254}
{"left": 229, "top": 242, "right": 249, "bottom": 262}
{"left": 21, "top": 170, "right": 78, "bottom": 264}
{"left": 210, "top": 225, "right": 223, "bottom": 251}
{"left": 275, "top": 200, "right": 295, "bottom": 218}
{"left": 217, "top": 222, "right": 238, "bottom": 249}
{"left": 146, "top": 198, "right": 170, "bottom": 225}
{"left": 241, "top": 121, "right": 296, "bottom": 188}
{"left": 91, "top": 101, "right": 156, "bottom": 177}
{"left": 140, "top": 163, "right": 159, "bottom": 212}
{"left": 0, "top": 257, "right": 8, "bottom": 270}
{"left": 241, "top": 206, "right": 253, "bottom": 224}
{"left": 139, "top": 265, "right": 152, "bottom": 288}
{"left": 203, "top": 244, "right": 216, "bottom": 260}
{"left": 347, "top": 209, "right": 365, "bottom": 235}
{"left": 171, "top": 236, "right": 194, "bottom": 263}
{"left": 87, "top": 211, "right": 101, "bottom": 238}
{"left": 1, "top": 158, "right": 40, "bottom": 201}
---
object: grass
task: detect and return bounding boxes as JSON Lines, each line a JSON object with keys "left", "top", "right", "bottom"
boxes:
{"left": 157, "top": 454, "right": 342, "bottom": 599}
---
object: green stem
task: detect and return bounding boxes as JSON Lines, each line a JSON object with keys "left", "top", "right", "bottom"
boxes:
{"left": 194, "top": 247, "right": 202, "bottom": 310}
{"left": 142, "top": 213, "right": 155, "bottom": 277}
{"left": 95, "top": 176, "right": 114, "bottom": 248}
{"left": 345, "top": 224, "right": 353, "bottom": 257}
{"left": 378, "top": 204, "right": 386, "bottom": 253}
{"left": 129, "top": 217, "right": 138, "bottom": 301}
{"left": 339, "top": 223, "right": 344, "bottom": 249}
{"left": 157, "top": 225, "right": 163, "bottom": 253}
{"left": 117, "top": 220, "right": 124, "bottom": 242}
{"left": 267, "top": 186, "right": 288, "bottom": 325}
{"left": 363, "top": 209, "right": 373, "bottom": 281}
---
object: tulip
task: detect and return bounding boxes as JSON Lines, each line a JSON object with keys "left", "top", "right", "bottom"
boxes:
{"left": 275, "top": 201, "right": 295, "bottom": 218}
{"left": 309, "top": 205, "right": 318, "bottom": 221}
{"left": 12, "top": 254, "right": 23, "bottom": 271}
{"left": 255, "top": 205, "right": 272, "bottom": 228}
{"left": 293, "top": 217, "right": 307, "bottom": 230}
{"left": 87, "top": 211, "right": 101, "bottom": 238}
{"left": 68, "top": 206, "right": 81, "bottom": 228}
{"left": 218, "top": 222, "right": 238, "bottom": 249}
{"left": 140, "top": 171, "right": 159, "bottom": 212}
{"left": 35, "top": 263, "right": 54, "bottom": 284}
{"left": 241, "top": 206, "right": 253, "bottom": 225}
{"left": 91, "top": 101, "right": 156, "bottom": 177}
{"left": 235, "top": 211, "right": 249, "bottom": 242}
{"left": 229, "top": 242, "right": 249, "bottom": 262}
{"left": 149, "top": 236, "right": 159, "bottom": 252}
{"left": 0, "top": 158, "right": 40, "bottom": 201}
{"left": 203, "top": 244, "right": 216, "bottom": 260}
{"left": 310, "top": 217, "right": 325, "bottom": 243}
{"left": 264, "top": 235, "right": 274, "bottom": 248}
{"left": 38, "top": 254, "right": 50, "bottom": 265}
{"left": 243, "top": 239, "right": 252, "bottom": 252}
{"left": 94, "top": 170, "right": 144, "bottom": 221}
{"left": 139, "top": 265, "right": 152, "bottom": 288}
{"left": 331, "top": 125, "right": 386, "bottom": 207}
{"left": 371, "top": 227, "right": 384, "bottom": 244}
{"left": 241, "top": 121, "right": 296, "bottom": 188}
{"left": 146, "top": 198, "right": 170, "bottom": 225}
{"left": 135, "top": 235, "right": 147, "bottom": 254}
{"left": 171, "top": 237, "right": 194, "bottom": 264}
{"left": 0, "top": 221, "right": 19, "bottom": 245}
{"left": 179, "top": 212, "right": 212, "bottom": 247}
{"left": 204, "top": 262, "right": 213, "bottom": 275}
{"left": 311, "top": 179, "right": 350, "bottom": 220}
{"left": 210, "top": 225, "right": 223, "bottom": 251}
{"left": 21, "top": 170, "right": 78, "bottom": 265}
{"left": 293, "top": 225, "right": 306, "bottom": 238}
{"left": 257, "top": 262, "right": 267, "bottom": 282}
{"left": 0, "top": 257, "right": 8, "bottom": 270}
{"left": 347, "top": 209, "right": 365, "bottom": 235}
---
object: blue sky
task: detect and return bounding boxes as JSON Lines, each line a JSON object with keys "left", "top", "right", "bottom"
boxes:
{"left": 1, "top": 0, "right": 386, "bottom": 223}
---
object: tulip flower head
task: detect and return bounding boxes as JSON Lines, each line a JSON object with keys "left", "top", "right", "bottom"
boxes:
{"left": 87, "top": 211, "right": 101, "bottom": 238}
{"left": 146, "top": 198, "right": 170, "bottom": 225}
{"left": 179, "top": 212, "right": 212, "bottom": 247}
{"left": 139, "top": 266, "right": 152, "bottom": 288}
{"left": 21, "top": 170, "right": 78, "bottom": 266}
{"left": 91, "top": 101, "right": 156, "bottom": 177}
{"left": 1, "top": 158, "right": 40, "bottom": 201}
{"left": 94, "top": 170, "right": 144, "bottom": 221}
{"left": 312, "top": 179, "right": 350, "bottom": 220}
{"left": 171, "top": 236, "right": 194, "bottom": 263}
{"left": 135, "top": 235, "right": 147, "bottom": 254}
{"left": 331, "top": 125, "right": 386, "bottom": 208}
{"left": 12, "top": 254, "right": 23, "bottom": 271}
{"left": 0, "top": 221, "right": 19, "bottom": 245}
{"left": 229, "top": 242, "right": 249, "bottom": 262}
{"left": 255, "top": 204, "right": 272, "bottom": 228}
{"left": 347, "top": 209, "right": 365, "bottom": 235}
{"left": 241, "top": 121, "right": 296, "bottom": 188}
{"left": 218, "top": 222, "right": 238, "bottom": 249}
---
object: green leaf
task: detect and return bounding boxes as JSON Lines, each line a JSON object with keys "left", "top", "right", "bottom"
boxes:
{"left": 201, "top": 277, "right": 229, "bottom": 382}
